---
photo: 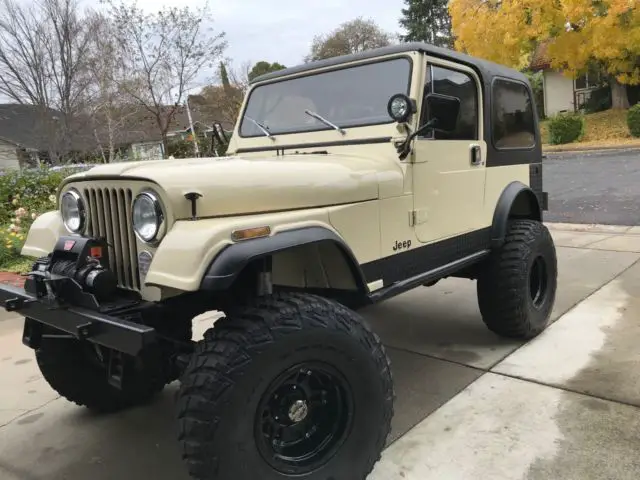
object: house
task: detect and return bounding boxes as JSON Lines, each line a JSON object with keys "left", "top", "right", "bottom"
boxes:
{"left": 91, "top": 102, "right": 234, "bottom": 162}
{"left": 0, "top": 105, "right": 66, "bottom": 170}
{"left": 529, "top": 42, "right": 603, "bottom": 117}
{"left": 0, "top": 100, "right": 234, "bottom": 169}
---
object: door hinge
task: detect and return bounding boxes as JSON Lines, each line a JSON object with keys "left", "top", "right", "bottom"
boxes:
{"left": 409, "top": 209, "right": 428, "bottom": 226}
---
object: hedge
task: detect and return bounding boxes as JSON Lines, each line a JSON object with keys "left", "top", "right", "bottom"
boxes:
{"left": 548, "top": 113, "right": 586, "bottom": 145}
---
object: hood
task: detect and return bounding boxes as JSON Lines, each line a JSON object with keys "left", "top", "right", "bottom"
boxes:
{"left": 65, "top": 154, "right": 404, "bottom": 219}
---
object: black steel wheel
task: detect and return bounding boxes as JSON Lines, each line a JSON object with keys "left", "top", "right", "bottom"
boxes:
{"left": 255, "top": 362, "right": 353, "bottom": 475}
{"left": 176, "top": 292, "right": 394, "bottom": 480}
{"left": 477, "top": 219, "right": 557, "bottom": 339}
{"left": 529, "top": 255, "right": 549, "bottom": 309}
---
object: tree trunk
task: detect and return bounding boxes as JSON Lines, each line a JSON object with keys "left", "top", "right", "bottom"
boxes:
{"left": 611, "top": 78, "right": 630, "bottom": 109}
{"left": 161, "top": 133, "right": 169, "bottom": 159}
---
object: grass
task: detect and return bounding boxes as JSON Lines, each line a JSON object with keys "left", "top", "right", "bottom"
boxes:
{"left": 541, "top": 108, "right": 640, "bottom": 150}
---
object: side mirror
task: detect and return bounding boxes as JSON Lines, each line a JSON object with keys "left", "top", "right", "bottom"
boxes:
{"left": 423, "top": 93, "right": 460, "bottom": 133}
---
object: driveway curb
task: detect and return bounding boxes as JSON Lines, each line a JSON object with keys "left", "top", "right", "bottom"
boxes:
{"left": 543, "top": 146, "right": 640, "bottom": 157}
{"left": 545, "top": 222, "right": 638, "bottom": 234}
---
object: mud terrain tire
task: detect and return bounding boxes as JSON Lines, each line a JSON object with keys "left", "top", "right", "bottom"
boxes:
{"left": 177, "top": 292, "right": 394, "bottom": 480}
{"left": 477, "top": 219, "right": 557, "bottom": 339}
{"left": 36, "top": 335, "right": 165, "bottom": 413}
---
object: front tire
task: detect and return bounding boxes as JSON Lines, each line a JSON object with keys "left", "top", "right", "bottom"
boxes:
{"left": 477, "top": 219, "right": 557, "bottom": 339}
{"left": 176, "top": 292, "right": 394, "bottom": 480}
{"left": 36, "top": 335, "right": 165, "bottom": 413}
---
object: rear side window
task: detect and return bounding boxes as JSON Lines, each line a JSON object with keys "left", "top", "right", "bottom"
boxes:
{"left": 492, "top": 79, "right": 536, "bottom": 149}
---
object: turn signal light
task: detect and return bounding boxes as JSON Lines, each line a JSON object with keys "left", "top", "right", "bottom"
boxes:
{"left": 231, "top": 226, "right": 271, "bottom": 242}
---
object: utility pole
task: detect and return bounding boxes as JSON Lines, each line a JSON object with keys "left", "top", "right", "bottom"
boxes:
{"left": 185, "top": 95, "right": 200, "bottom": 157}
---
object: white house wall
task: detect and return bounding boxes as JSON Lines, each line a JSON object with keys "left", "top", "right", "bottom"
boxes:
{"left": 543, "top": 71, "right": 575, "bottom": 116}
{"left": 0, "top": 140, "right": 19, "bottom": 171}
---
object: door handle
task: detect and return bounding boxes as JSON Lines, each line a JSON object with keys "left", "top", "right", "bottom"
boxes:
{"left": 470, "top": 144, "right": 482, "bottom": 166}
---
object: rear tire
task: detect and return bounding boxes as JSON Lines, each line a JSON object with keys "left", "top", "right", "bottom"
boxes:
{"left": 176, "top": 292, "right": 394, "bottom": 480}
{"left": 36, "top": 335, "right": 165, "bottom": 413}
{"left": 477, "top": 219, "right": 557, "bottom": 339}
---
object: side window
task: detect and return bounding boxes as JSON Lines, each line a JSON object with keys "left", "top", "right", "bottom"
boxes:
{"left": 420, "top": 65, "right": 478, "bottom": 140}
{"left": 492, "top": 79, "right": 536, "bottom": 149}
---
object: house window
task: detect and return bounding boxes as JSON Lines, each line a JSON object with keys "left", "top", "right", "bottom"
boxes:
{"left": 420, "top": 65, "right": 479, "bottom": 140}
{"left": 575, "top": 70, "right": 601, "bottom": 91}
{"left": 492, "top": 79, "right": 536, "bottom": 150}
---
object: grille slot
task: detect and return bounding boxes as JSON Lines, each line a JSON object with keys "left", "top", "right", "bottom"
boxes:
{"left": 84, "top": 187, "right": 139, "bottom": 290}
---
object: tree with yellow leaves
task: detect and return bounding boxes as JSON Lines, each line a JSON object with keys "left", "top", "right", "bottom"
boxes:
{"left": 449, "top": 0, "right": 640, "bottom": 108}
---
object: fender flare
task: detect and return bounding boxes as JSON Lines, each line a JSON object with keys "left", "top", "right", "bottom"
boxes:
{"left": 199, "top": 226, "right": 369, "bottom": 292}
{"left": 491, "top": 181, "right": 542, "bottom": 248}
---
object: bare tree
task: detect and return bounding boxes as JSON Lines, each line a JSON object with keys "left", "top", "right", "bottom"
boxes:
{"left": 103, "top": 0, "right": 227, "bottom": 157}
{"left": 0, "top": 0, "right": 95, "bottom": 163}
{"left": 83, "top": 14, "right": 139, "bottom": 163}
{"left": 306, "top": 17, "right": 393, "bottom": 62}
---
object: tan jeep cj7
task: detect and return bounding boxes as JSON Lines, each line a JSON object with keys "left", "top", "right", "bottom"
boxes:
{"left": 0, "top": 42, "right": 557, "bottom": 480}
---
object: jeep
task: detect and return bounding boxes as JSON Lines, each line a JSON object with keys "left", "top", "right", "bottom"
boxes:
{"left": 0, "top": 42, "right": 557, "bottom": 480}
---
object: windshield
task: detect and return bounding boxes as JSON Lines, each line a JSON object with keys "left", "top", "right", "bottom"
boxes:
{"left": 239, "top": 57, "right": 412, "bottom": 138}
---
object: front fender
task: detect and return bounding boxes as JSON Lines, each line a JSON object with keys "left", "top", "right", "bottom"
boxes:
{"left": 21, "top": 211, "right": 66, "bottom": 258}
{"left": 199, "top": 226, "right": 368, "bottom": 292}
{"left": 145, "top": 209, "right": 340, "bottom": 292}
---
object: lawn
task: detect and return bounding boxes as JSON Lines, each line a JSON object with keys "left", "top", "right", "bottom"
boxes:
{"left": 541, "top": 108, "right": 640, "bottom": 151}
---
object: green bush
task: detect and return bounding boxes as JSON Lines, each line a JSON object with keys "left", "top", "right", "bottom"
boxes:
{"left": 548, "top": 113, "right": 586, "bottom": 145}
{"left": 627, "top": 104, "right": 640, "bottom": 138}
{"left": 0, "top": 166, "right": 78, "bottom": 269}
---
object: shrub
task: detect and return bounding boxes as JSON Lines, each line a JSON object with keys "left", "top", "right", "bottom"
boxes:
{"left": 0, "top": 166, "right": 78, "bottom": 269}
{"left": 628, "top": 104, "right": 640, "bottom": 138}
{"left": 548, "top": 113, "right": 586, "bottom": 144}
{"left": 0, "top": 167, "right": 77, "bottom": 224}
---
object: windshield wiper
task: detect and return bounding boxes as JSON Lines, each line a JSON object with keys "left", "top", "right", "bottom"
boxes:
{"left": 245, "top": 116, "right": 275, "bottom": 140}
{"left": 304, "top": 110, "right": 346, "bottom": 135}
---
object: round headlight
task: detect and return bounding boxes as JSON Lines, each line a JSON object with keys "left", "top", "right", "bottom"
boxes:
{"left": 60, "top": 189, "right": 85, "bottom": 233}
{"left": 132, "top": 191, "right": 164, "bottom": 242}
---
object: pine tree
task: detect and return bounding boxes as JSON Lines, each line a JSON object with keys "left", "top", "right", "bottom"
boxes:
{"left": 219, "top": 62, "right": 231, "bottom": 91}
{"left": 399, "top": 0, "right": 453, "bottom": 48}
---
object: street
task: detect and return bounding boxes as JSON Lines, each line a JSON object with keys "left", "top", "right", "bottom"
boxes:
{"left": 545, "top": 149, "right": 640, "bottom": 225}
{"left": 3, "top": 224, "right": 640, "bottom": 479}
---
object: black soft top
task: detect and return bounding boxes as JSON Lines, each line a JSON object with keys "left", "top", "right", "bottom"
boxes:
{"left": 251, "top": 42, "right": 530, "bottom": 86}
{"left": 250, "top": 42, "right": 541, "bottom": 168}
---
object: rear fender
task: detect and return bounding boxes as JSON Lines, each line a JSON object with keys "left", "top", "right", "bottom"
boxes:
{"left": 491, "top": 181, "right": 542, "bottom": 248}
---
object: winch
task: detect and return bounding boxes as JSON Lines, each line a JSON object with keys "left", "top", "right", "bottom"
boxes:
{"left": 26, "top": 236, "right": 117, "bottom": 304}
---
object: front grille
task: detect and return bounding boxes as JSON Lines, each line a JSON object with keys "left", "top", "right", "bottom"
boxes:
{"left": 83, "top": 187, "right": 140, "bottom": 290}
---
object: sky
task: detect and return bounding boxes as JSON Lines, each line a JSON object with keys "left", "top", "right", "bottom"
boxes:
{"left": 86, "top": 0, "right": 407, "bottom": 82}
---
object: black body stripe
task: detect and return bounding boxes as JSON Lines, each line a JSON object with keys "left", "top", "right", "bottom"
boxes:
{"left": 361, "top": 227, "right": 492, "bottom": 286}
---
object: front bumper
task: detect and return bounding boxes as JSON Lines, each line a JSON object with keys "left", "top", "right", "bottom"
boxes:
{"left": 0, "top": 283, "right": 156, "bottom": 356}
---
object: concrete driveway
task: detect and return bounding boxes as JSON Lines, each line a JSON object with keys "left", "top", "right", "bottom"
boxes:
{"left": 2, "top": 223, "right": 640, "bottom": 479}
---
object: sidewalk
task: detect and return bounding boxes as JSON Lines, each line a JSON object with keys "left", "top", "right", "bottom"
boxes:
{"left": 370, "top": 223, "right": 640, "bottom": 479}
{"left": 0, "top": 223, "right": 639, "bottom": 479}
